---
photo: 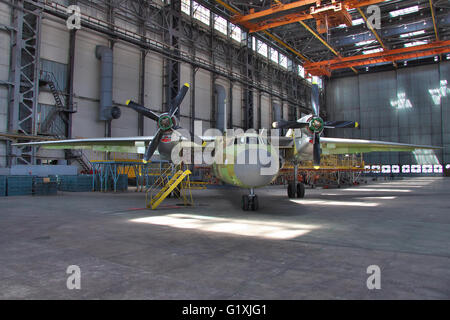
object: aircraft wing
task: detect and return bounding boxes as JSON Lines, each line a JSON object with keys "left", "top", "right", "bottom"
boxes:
{"left": 319, "top": 137, "right": 442, "bottom": 155}
{"left": 12, "top": 135, "right": 218, "bottom": 154}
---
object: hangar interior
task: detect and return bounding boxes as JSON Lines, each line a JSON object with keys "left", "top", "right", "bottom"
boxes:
{"left": 1, "top": 0, "right": 450, "bottom": 300}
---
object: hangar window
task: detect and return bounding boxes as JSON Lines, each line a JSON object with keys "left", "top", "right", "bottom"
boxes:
{"left": 391, "top": 165, "right": 400, "bottom": 173}
{"left": 256, "top": 40, "right": 268, "bottom": 57}
{"left": 382, "top": 165, "right": 391, "bottom": 174}
{"left": 214, "top": 15, "right": 227, "bottom": 35}
{"left": 434, "top": 165, "right": 443, "bottom": 173}
{"left": 230, "top": 23, "right": 242, "bottom": 42}
{"left": 411, "top": 165, "right": 421, "bottom": 173}
{"left": 193, "top": 2, "right": 210, "bottom": 25}
{"left": 279, "top": 54, "right": 287, "bottom": 69}
{"left": 298, "top": 65, "right": 305, "bottom": 78}
{"left": 270, "top": 48, "right": 278, "bottom": 63}
{"left": 402, "top": 165, "right": 410, "bottom": 173}
{"left": 422, "top": 165, "right": 433, "bottom": 174}
{"left": 181, "top": 0, "right": 190, "bottom": 15}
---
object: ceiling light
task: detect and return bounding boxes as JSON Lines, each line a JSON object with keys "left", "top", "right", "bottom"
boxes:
{"left": 404, "top": 40, "right": 428, "bottom": 47}
{"left": 363, "top": 48, "right": 383, "bottom": 55}
{"left": 352, "top": 18, "right": 364, "bottom": 26}
{"left": 389, "top": 5, "right": 419, "bottom": 18}
{"left": 356, "top": 40, "right": 375, "bottom": 46}
{"left": 400, "top": 30, "right": 425, "bottom": 38}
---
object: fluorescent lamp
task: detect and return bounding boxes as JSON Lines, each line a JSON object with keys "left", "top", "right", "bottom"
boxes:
{"left": 355, "top": 40, "right": 375, "bottom": 46}
{"left": 400, "top": 30, "right": 425, "bottom": 38}
{"left": 363, "top": 48, "right": 383, "bottom": 55}
{"left": 404, "top": 40, "right": 428, "bottom": 47}
{"left": 389, "top": 5, "right": 419, "bottom": 18}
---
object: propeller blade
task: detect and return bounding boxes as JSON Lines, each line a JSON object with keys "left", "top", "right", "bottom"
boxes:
{"left": 311, "top": 83, "right": 320, "bottom": 116}
{"left": 169, "top": 83, "right": 190, "bottom": 117}
{"left": 324, "top": 120, "right": 359, "bottom": 129}
{"left": 125, "top": 100, "right": 159, "bottom": 121}
{"left": 272, "top": 120, "right": 308, "bottom": 129}
{"left": 144, "top": 129, "right": 164, "bottom": 162}
{"left": 313, "top": 133, "right": 321, "bottom": 167}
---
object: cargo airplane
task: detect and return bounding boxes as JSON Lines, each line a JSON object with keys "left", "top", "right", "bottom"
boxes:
{"left": 14, "top": 83, "right": 441, "bottom": 210}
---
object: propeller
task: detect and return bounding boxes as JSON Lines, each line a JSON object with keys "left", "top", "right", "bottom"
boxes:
{"left": 272, "top": 82, "right": 359, "bottom": 168}
{"left": 125, "top": 83, "right": 202, "bottom": 162}
{"left": 272, "top": 119, "right": 308, "bottom": 129}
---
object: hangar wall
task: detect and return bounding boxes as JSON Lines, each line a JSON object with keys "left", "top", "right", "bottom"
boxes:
{"left": 326, "top": 62, "right": 450, "bottom": 166}
{"left": 0, "top": 0, "right": 310, "bottom": 167}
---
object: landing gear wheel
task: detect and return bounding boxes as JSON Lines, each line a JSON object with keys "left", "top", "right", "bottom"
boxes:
{"left": 287, "top": 182, "right": 296, "bottom": 198}
{"left": 296, "top": 183, "right": 305, "bottom": 198}
{"left": 242, "top": 195, "right": 249, "bottom": 211}
{"left": 251, "top": 195, "right": 259, "bottom": 211}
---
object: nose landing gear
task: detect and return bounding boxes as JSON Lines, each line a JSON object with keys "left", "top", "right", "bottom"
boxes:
{"left": 242, "top": 188, "right": 259, "bottom": 211}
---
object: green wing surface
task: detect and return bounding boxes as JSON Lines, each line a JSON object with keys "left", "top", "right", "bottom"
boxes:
{"left": 320, "top": 137, "right": 442, "bottom": 155}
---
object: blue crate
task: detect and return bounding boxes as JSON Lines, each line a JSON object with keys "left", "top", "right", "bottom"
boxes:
{"left": 0, "top": 176, "right": 6, "bottom": 196}
{"left": 7, "top": 176, "right": 33, "bottom": 196}
{"left": 58, "top": 175, "right": 93, "bottom": 192}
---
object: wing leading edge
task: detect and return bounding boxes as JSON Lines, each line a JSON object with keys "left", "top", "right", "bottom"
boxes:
{"left": 319, "top": 137, "right": 442, "bottom": 155}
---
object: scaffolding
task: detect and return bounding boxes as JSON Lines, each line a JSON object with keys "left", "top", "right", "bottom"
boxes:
{"left": 90, "top": 159, "right": 171, "bottom": 192}
{"left": 278, "top": 154, "right": 365, "bottom": 188}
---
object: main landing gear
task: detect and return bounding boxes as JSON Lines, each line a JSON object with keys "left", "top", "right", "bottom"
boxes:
{"left": 288, "top": 164, "right": 305, "bottom": 199}
{"left": 242, "top": 188, "right": 259, "bottom": 211}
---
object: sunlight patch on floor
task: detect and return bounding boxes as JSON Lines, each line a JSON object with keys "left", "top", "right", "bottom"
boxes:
{"left": 290, "top": 199, "right": 379, "bottom": 207}
{"left": 130, "top": 214, "right": 319, "bottom": 240}
{"left": 342, "top": 188, "right": 412, "bottom": 192}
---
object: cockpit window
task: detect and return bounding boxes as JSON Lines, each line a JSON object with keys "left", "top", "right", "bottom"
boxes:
{"left": 259, "top": 137, "right": 267, "bottom": 145}
{"left": 248, "top": 137, "right": 258, "bottom": 145}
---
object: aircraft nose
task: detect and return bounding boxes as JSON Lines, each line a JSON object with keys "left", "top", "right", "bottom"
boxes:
{"left": 234, "top": 149, "right": 278, "bottom": 187}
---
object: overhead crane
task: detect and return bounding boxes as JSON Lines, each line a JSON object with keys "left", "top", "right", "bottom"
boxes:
{"left": 304, "top": 40, "right": 450, "bottom": 76}
{"left": 231, "top": 0, "right": 390, "bottom": 34}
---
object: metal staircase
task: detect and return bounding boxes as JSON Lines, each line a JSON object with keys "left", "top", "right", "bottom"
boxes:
{"left": 38, "top": 70, "right": 90, "bottom": 172}
{"left": 146, "top": 164, "right": 193, "bottom": 210}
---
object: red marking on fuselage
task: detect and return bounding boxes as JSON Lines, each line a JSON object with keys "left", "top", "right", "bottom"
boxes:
{"left": 161, "top": 135, "right": 171, "bottom": 143}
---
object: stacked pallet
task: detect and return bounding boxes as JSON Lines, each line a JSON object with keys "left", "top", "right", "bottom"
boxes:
{"left": 7, "top": 176, "right": 33, "bottom": 196}
{"left": 58, "top": 175, "right": 93, "bottom": 192}
{"left": 34, "top": 176, "right": 58, "bottom": 195}
{"left": 0, "top": 176, "right": 6, "bottom": 196}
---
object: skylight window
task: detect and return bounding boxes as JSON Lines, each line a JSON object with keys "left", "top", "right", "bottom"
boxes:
{"left": 389, "top": 5, "right": 419, "bottom": 18}
{"left": 193, "top": 2, "right": 210, "bottom": 26}
{"left": 214, "top": 15, "right": 227, "bottom": 35}
{"left": 352, "top": 18, "right": 364, "bottom": 26}
{"left": 363, "top": 48, "right": 383, "bottom": 55}
{"left": 400, "top": 30, "right": 425, "bottom": 38}
{"left": 356, "top": 40, "right": 375, "bottom": 46}
{"left": 404, "top": 40, "right": 428, "bottom": 47}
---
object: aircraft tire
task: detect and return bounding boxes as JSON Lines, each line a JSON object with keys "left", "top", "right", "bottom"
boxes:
{"left": 242, "top": 195, "right": 249, "bottom": 211}
{"left": 287, "top": 182, "right": 296, "bottom": 198}
{"left": 296, "top": 183, "right": 305, "bottom": 198}
{"left": 251, "top": 195, "right": 259, "bottom": 211}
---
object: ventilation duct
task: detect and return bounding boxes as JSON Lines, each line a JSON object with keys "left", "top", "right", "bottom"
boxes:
{"left": 95, "top": 45, "right": 120, "bottom": 121}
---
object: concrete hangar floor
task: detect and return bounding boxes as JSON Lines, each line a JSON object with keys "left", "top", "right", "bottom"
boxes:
{"left": 0, "top": 177, "right": 449, "bottom": 299}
